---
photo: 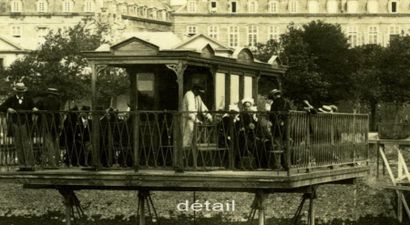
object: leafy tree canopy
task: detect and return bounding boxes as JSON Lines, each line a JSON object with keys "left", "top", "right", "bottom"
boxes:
{"left": 1, "top": 17, "right": 129, "bottom": 105}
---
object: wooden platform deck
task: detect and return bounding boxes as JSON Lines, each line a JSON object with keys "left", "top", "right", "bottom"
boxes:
{"left": 0, "top": 165, "right": 368, "bottom": 192}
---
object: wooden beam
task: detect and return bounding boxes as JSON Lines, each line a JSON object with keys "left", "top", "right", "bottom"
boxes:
{"left": 127, "top": 68, "right": 139, "bottom": 171}
{"left": 225, "top": 73, "right": 230, "bottom": 109}
{"left": 166, "top": 62, "right": 187, "bottom": 172}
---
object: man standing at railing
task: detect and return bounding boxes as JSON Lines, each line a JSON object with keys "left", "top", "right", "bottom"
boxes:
{"left": 37, "top": 88, "right": 61, "bottom": 168}
{"left": 182, "top": 85, "right": 212, "bottom": 148}
{"left": 268, "top": 89, "right": 290, "bottom": 170}
{"left": 0, "top": 82, "right": 38, "bottom": 171}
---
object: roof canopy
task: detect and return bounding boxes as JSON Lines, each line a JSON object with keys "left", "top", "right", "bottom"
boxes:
{"left": 85, "top": 32, "right": 284, "bottom": 75}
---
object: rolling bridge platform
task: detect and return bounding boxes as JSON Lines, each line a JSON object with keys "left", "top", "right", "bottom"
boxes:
{"left": 0, "top": 32, "right": 369, "bottom": 225}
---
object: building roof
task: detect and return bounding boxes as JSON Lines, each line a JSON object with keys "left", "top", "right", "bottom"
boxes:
{"left": 113, "top": 32, "right": 182, "bottom": 50}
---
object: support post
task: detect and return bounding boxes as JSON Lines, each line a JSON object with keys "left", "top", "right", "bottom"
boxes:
{"left": 90, "top": 62, "right": 100, "bottom": 169}
{"left": 166, "top": 62, "right": 187, "bottom": 172}
{"left": 308, "top": 186, "right": 317, "bottom": 225}
{"left": 248, "top": 190, "right": 268, "bottom": 225}
{"left": 63, "top": 195, "right": 72, "bottom": 225}
{"left": 128, "top": 68, "right": 139, "bottom": 171}
{"left": 252, "top": 74, "right": 260, "bottom": 105}
{"left": 58, "top": 188, "right": 84, "bottom": 225}
{"left": 137, "top": 190, "right": 158, "bottom": 225}
{"left": 308, "top": 192, "right": 315, "bottom": 225}
{"left": 138, "top": 191, "right": 146, "bottom": 225}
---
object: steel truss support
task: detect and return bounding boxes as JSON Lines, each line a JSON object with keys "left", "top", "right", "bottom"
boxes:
{"left": 293, "top": 186, "right": 317, "bottom": 225}
{"left": 137, "top": 190, "right": 159, "bottom": 225}
{"left": 248, "top": 190, "right": 269, "bottom": 225}
{"left": 58, "top": 188, "right": 85, "bottom": 225}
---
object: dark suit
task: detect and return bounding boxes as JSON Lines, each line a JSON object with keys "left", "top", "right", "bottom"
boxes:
{"left": 269, "top": 97, "right": 291, "bottom": 169}
{"left": 0, "top": 94, "right": 36, "bottom": 168}
{"left": 61, "top": 112, "right": 91, "bottom": 167}
{"left": 37, "top": 94, "right": 61, "bottom": 167}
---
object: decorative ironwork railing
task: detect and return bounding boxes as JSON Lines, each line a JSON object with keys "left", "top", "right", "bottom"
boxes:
{"left": 0, "top": 110, "right": 368, "bottom": 173}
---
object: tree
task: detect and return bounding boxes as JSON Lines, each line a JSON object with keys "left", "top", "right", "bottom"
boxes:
{"left": 300, "top": 21, "right": 352, "bottom": 103}
{"left": 348, "top": 44, "right": 384, "bottom": 130}
{"left": 254, "top": 21, "right": 352, "bottom": 108}
{"left": 279, "top": 23, "right": 331, "bottom": 107}
{"left": 1, "top": 18, "right": 129, "bottom": 107}
{"left": 253, "top": 39, "right": 280, "bottom": 63}
{"left": 379, "top": 36, "right": 410, "bottom": 105}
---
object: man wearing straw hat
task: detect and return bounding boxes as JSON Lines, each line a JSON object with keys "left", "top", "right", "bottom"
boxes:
{"left": 0, "top": 82, "right": 38, "bottom": 171}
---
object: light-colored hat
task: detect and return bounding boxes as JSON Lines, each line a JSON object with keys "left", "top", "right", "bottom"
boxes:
{"left": 228, "top": 104, "right": 240, "bottom": 112}
{"left": 13, "top": 82, "right": 27, "bottom": 92}
{"left": 329, "top": 105, "right": 338, "bottom": 112}
{"left": 319, "top": 105, "right": 332, "bottom": 113}
{"left": 241, "top": 97, "right": 254, "bottom": 105}
{"left": 270, "top": 89, "right": 281, "bottom": 95}
{"left": 46, "top": 87, "right": 60, "bottom": 95}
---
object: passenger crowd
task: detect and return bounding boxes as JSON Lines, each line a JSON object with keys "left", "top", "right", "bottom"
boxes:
{"left": 0, "top": 82, "right": 339, "bottom": 171}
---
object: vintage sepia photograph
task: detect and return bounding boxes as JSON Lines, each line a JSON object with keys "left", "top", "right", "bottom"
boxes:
{"left": 0, "top": 0, "right": 407, "bottom": 224}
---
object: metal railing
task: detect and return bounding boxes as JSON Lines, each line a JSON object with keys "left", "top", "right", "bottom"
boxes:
{"left": 0, "top": 110, "right": 369, "bottom": 173}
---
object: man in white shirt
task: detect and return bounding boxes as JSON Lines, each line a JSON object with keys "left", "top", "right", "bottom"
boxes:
{"left": 182, "top": 85, "right": 212, "bottom": 147}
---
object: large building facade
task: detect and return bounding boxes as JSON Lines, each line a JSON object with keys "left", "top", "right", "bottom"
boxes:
{"left": 0, "top": 0, "right": 172, "bottom": 67}
{"left": 172, "top": 0, "right": 410, "bottom": 49}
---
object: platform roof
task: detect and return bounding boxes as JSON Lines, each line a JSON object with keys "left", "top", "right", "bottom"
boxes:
{"left": 85, "top": 32, "right": 285, "bottom": 75}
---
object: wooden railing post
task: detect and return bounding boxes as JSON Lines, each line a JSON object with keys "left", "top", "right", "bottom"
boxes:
{"left": 90, "top": 62, "right": 100, "bottom": 170}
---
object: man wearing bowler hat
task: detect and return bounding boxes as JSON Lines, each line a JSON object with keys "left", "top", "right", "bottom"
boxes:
{"left": 0, "top": 82, "right": 38, "bottom": 170}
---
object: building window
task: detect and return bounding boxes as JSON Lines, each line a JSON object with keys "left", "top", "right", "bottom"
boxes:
{"left": 289, "top": 0, "right": 298, "bottom": 13}
{"left": 367, "top": 0, "right": 378, "bottom": 13}
{"left": 162, "top": 11, "right": 168, "bottom": 20}
{"left": 268, "top": 26, "right": 280, "bottom": 41}
{"left": 368, "top": 26, "right": 378, "bottom": 44}
{"left": 308, "top": 0, "right": 319, "bottom": 13}
{"left": 346, "top": 0, "right": 358, "bottom": 13}
{"left": 11, "top": 25, "right": 22, "bottom": 37}
{"left": 347, "top": 26, "right": 359, "bottom": 47}
{"left": 389, "top": 1, "right": 398, "bottom": 13}
{"left": 209, "top": 1, "right": 217, "bottom": 13}
{"left": 327, "top": 0, "right": 338, "bottom": 13}
{"left": 186, "top": 26, "right": 197, "bottom": 37}
{"left": 84, "top": 0, "right": 94, "bottom": 12}
{"left": 187, "top": 0, "right": 197, "bottom": 12}
{"left": 389, "top": 25, "right": 401, "bottom": 42}
{"left": 247, "top": 25, "right": 258, "bottom": 48}
{"left": 10, "top": 0, "right": 23, "bottom": 12}
{"left": 62, "top": 0, "right": 74, "bottom": 12}
{"left": 248, "top": 0, "right": 258, "bottom": 13}
{"left": 268, "top": 0, "right": 279, "bottom": 13}
{"left": 36, "top": 0, "right": 48, "bottom": 12}
{"left": 208, "top": 26, "right": 218, "bottom": 40}
{"left": 37, "top": 26, "right": 48, "bottom": 40}
{"left": 228, "top": 26, "right": 239, "bottom": 47}
{"left": 230, "top": 1, "right": 237, "bottom": 13}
